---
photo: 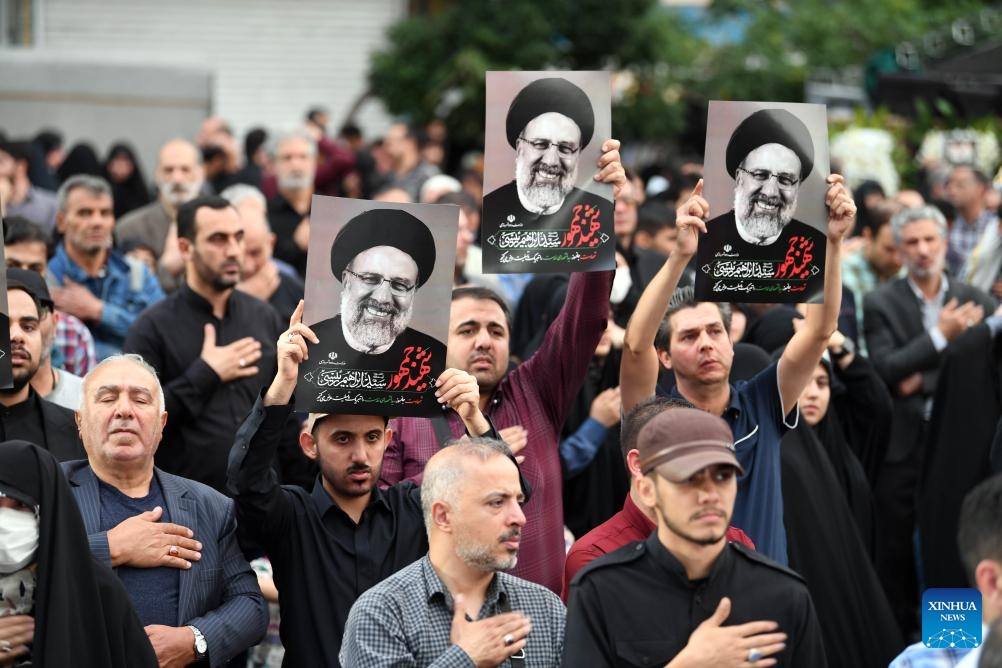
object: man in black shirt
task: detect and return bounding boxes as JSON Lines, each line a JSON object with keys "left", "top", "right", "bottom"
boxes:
{"left": 124, "top": 196, "right": 300, "bottom": 493}
{"left": 227, "top": 301, "right": 495, "bottom": 667}
{"left": 0, "top": 270, "right": 83, "bottom": 460}
{"left": 565, "top": 407, "right": 826, "bottom": 668}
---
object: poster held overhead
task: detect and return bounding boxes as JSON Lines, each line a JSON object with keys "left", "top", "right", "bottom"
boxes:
{"left": 482, "top": 71, "right": 614, "bottom": 274}
{"left": 695, "top": 101, "right": 830, "bottom": 303}
{"left": 297, "top": 196, "right": 458, "bottom": 418}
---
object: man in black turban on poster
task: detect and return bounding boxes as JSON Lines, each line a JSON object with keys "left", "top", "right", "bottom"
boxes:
{"left": 483, "top": 77, "right": 610, "bottom": 233}
{"left": 699, "top": 108, "right": 827, "bottom": 302}
{"left": 300, "top": 209, "right": 447, "bottom": 412}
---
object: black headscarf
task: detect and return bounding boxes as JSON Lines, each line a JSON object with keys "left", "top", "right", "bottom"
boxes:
{"left": 55, "top": 143, "right": 103, "bottom": 186}
{"left": 104, "top": 142, "right": 153, "bottom": 219}
{"left": 0, "top": 441, "right": 157, "bottom": 667}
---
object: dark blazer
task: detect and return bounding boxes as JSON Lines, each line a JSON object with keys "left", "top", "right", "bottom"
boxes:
{"left": 863, "top": 276, "right": 995, "bottom": 461}
{"left": 39, "top": 394, "right": 86, "bottom": 461}
{"left": 62, "top": 461, "right": 268, "bottom": 667}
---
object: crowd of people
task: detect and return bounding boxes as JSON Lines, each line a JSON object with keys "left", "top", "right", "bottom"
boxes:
{"left": 1, "top": 102, "right": 1002, "bottom": 668}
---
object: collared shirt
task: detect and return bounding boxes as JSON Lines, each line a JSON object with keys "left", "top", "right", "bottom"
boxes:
{"left": 842, "top": 249, "right": 904, "bottom": 356}
{"left": 48, "top": 244, "right": 165, "bottom": 360}
{"left": 665, "top": 361, "right": 797, "bottom": 565}
{"left": 381, "top": 270, "right": 614, "bottom": 593}
{"left": 341, "top": 556, "right": 566, "bottom": 668}
{"left": 948, "top": 209, "right": 996, "bottom": 277}
{"left": 889, "top": 640, "right": 973, "bottom": 668}
{"left": 565, "top": 534, "right": 826, "bottom": 667}
{"left": 52, "top": 310, "right": 97, "bottom": 376}
{"left": 123, "top": 283, "right": 283, "bottom": 492}
{"left": 228, "top": 395, "right": 428, "bottom": 668}
{"left": 908, "top": 274, "right": 951, "bottom": 352}
{"left": 562, "top": 494, "right": 755, "bottom": 600}
{"left": 6, "top": 185, "right": 58, "bottom": 233}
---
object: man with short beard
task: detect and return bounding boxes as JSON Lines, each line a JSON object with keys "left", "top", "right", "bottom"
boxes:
{"left": 0, "top": 272, "right": 84, "bottom": 461}
{"left": 47, "top": 175, "right": 164, "bottom": 359}
{"left": 266, "top": 130, "right": 318, "bottom": 277}
{"left": 299, "top": 208, "right": 448, "bottom": 414}
{"left": 482, "top": 77, "right": 613, "bottom": 271}
{"left": 117, "top": 139, "right": 206, "bottom": 292}
{"left": 564, "top": 408, "right": 826, "bottom": 668}
{"left": 124, "top": 196, "right": 296, "bottom": 493}
{"left": 341, "top": 438, "right": 565, "bottom": 668}
{"left": 699, "top": 108, "right": 826, "bottom": 302}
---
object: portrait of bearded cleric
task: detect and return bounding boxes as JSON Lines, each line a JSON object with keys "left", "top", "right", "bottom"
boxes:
{"left": 696, "top": 103, "right": 830, "bottom": 304}
{"left": 298, "top": 200, "right": 457, "bottom": 417}
{"left": 482, "top": 72, "right": 613, "bottom": 274}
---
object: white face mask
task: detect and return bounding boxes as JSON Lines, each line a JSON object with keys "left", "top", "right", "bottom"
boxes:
{"left": 610, "top": 266, "right": 633, "bottom": 305}
{"left": 0, "top": 506, "right": 39, "bottom": 573}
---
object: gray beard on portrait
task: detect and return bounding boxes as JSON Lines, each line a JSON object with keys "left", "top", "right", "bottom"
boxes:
{"left": 734, "top": 187, "right": 798, "bottom": 242}
{"left": 341, "top": 290, "right": 413, "bottom": 353}
{"left": 515, "top": 155, "right": 577, "bottom": 212}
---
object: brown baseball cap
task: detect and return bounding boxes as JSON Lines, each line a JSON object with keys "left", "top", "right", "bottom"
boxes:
{"left": 636, "top": 407, "right": 743, "bottom": 482}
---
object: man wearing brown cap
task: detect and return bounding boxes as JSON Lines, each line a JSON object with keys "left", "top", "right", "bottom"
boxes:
{"left": 564, "top": 407, "right": 826, "bottom": 668}
{"left": 483, "top": 77, "right": 609, "bottom": 241}
{"left": 299, "top": 208, "right": 447, "bottom": 413}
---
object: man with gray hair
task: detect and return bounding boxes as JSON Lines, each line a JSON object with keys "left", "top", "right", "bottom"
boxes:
{"left": 48, "top": 175, "right": 164, "bottom": 360}
{"left": 341, "top": 437, "right": 565, "bottom": 667}
{"left": 267, "top": 129, "right": 318, "bottom": 277}
{"left": 117, "top": 138, "right": 206, "bottom": 291}
{"left": 62, "top": 353, "right": 267, "bottom": 666}
{"left": 863, "top": 204, "right": 996, "bottom": 637}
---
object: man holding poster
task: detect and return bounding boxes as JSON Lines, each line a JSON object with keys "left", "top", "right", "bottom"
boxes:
{"left": 482, "top": 73, "right": 614, "bottom": 274}
{"left": 298, "top": 199, "right": 456, "bottom": 418}
{"left": 696, "top": 104, "right": 830, "bottom": 303}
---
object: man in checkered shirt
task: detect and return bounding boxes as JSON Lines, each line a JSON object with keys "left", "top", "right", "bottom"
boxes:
{"left": 340, "top": 438, "right": 564, "bottom": 668}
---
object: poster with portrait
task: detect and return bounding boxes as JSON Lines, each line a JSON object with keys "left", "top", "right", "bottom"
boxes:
{"left": 296, "top": 196, "right": 458, "bottom": 417}
{"left": 695, "top": 101, "right": 830, "bottom": 303}
{"left": 482, "top": 70, "right": 614, "bottom": 274}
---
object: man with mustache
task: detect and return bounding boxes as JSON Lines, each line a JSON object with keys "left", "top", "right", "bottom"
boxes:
{"left": 299, "top": 208, "right": 448, "bottom": 414}
{"left": 341, "top": 438, "right": 565, "bottom": 668}
{"left": 117, "top": 139, "right": 206, "bottom": 291}
{"left": 47, "top": 175, "right": 165, "bottom": 360}
{"left": 228, "top": 302, "right": 496, "bottom": 666}
{"left": 698, "top": 108, "right": 826, "bottom": 302}
{"left": 482, "top": 77, "right": 612, "bottom": 272}
{"left": 0, "top": 269, "right": 84, "bottom": 461}
{"left": 124, "top": 196, "right": 292, "bottom": 493}
{"left": 564, "top": 408, "right": 825, "bottom": 667}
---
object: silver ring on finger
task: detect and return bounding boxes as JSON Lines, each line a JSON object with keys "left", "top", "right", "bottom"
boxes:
{"left": 503, "top": 633, "right": 515, "bottom": 647}
{"left": 238, "top": 358, "right": 247, "bottom": 368}
{"left": 168, "top": 545, "right": 179, "bottom": 557}
{"left": 747, "top": 647, "right": 763, "bottom": 662}
{"left": 0, "top": 639, "right": 11, "bottom": 653}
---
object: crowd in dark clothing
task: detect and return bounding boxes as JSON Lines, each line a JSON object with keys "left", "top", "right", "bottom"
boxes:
{"left": 2, "top": 108, "right": 1002, "bottom": 668}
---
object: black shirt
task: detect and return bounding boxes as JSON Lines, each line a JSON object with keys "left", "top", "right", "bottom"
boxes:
{"left": 0, "top": 389, "right": 84, "bottom": 461}
{"left": 266, "top": 195, "right": 308, "bottom": 277}
{"left": 227, "top": 395, "right": 428, "bottom": 668}
{"left": 123, "top": 284, "right": 287, "bottom": 492}
{"left": 268, "top": 271, "right": 305, "bottom": 325}
{"left": 565, "top": 533, "right": 828, "bottom": 668}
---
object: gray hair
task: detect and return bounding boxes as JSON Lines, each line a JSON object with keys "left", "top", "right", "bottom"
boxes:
{"left": 220, "top": 183, "right": 267, "bottom": 210}
{"left": 270, "top": 129, "right": 317, "bottom": 159}
{"left": 82, "top": 353, "right": 166, "bottom": 413}
{"left": 56, "top": 175, "right": 113, "bottom": 213}
{"left": 420, "top": 438, "right": 514, "bottom": 537}
{"left": 890, "top": 205, "right": 947, "bottom": 246}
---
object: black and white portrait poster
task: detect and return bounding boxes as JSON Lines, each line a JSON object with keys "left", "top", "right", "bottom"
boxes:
{"left": 296, "top": 196, "right": 458, "bottom": 417}
{"left": 695, "top": 101, "right": 830, "bottom": 303}
{"left": 482, "top": 70, "right": 613, "bottom": 274}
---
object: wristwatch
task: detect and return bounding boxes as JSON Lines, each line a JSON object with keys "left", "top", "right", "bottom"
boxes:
{"left": 830, "top": 337, "right": 855, "bottom": 361}
{"left": 187, "top": 625, "right": 208, "bottom": 661}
